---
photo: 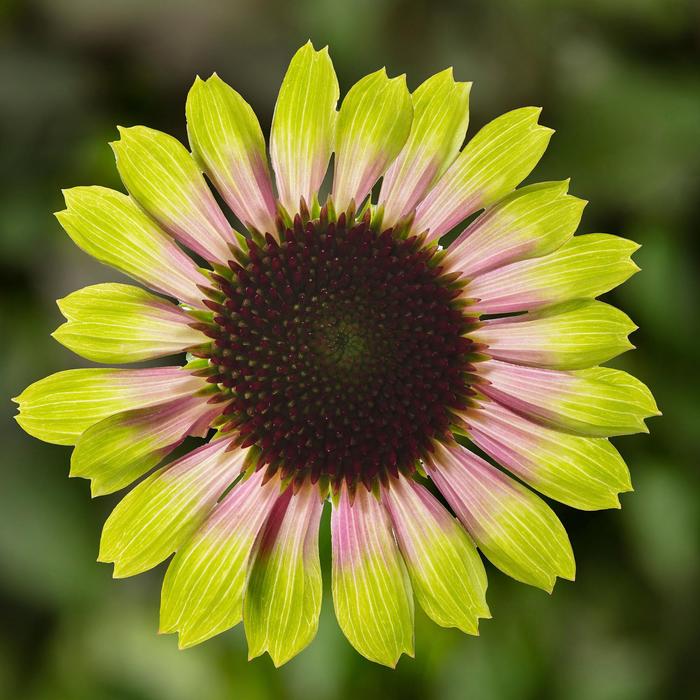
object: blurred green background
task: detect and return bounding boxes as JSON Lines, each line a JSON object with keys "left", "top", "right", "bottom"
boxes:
{"left": 2, "top": 0, "right": 699, "bottom": 698}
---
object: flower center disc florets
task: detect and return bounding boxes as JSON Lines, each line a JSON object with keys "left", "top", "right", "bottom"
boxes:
{"left": 204, "top": 209, "right": 476, "bottom": 490}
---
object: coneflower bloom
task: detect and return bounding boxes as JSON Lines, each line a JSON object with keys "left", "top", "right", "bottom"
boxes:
{"left": 14, "top": 42, "right": 658, "bottom": 667}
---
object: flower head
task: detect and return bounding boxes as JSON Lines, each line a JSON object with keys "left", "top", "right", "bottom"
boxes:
{"left": 14, "top": 41, "right": 658, "bottom": 667}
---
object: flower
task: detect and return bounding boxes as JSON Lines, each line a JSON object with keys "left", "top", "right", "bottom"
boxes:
{"left": 14, "top": 41, "right": 658, "bottom": 667}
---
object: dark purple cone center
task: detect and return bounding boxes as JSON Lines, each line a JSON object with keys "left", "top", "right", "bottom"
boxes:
{"left": 206, "top": 215, "right": 475, "bottom": 488}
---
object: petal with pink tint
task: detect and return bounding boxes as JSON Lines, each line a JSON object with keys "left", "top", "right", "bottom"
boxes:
{"left": 466, "top": 233, "right": 640, "bottom": 314}
{"left": 443, "top": 181, "right": 585, "bottom": 278}
{"left": 463, "top": 397, "right": 633, "bottom": 510}
{"left": 476, "top": 360, "right": 658, "bottom": 437}
{"left": 55, "top": 187, "right": 208, "bottom": 308}
{"left": 332, "top": 68, "right": 412, "bottom": 212}
{"left": 160, "top": 470, "right": 281, "bottom": 648}
{"left": 471, "top": 300, "right": 637, "bottom": 370}
{"left": 112, "top": 126, "right": 235, "bottom": 264}
{"left": 270, "top": 42, "right": 338, "bottom": 214}
{"left": 98, "top": 437, "right": 246, "bottom": 578}
{"left": 426, "top": 441, "right": 575, "bottom": 591}
{"left": 245, "top": 482, "right": 324, "bottom": 666}
{"left": 331, "top": 485, "right": 414, "bottom": 667}
{"left": 383, "top": 476, "right": 489, "bottom": 634}
{"left": 379, "top": 69, "right": 471, "bottom": 228}
{"left": 413, "top": 108, "right": 553, "bottom": 241}
{"left": 53, "top": 283, "right": 208, "bottom": 364}
{"left": 13, "top": 366, "right": 208, "bottom": 446}
{"left": 187, "top": 74, "right": 277, "bottom": 234}
{"left": 70, "top": 391, "right": 221, "bottom": 497}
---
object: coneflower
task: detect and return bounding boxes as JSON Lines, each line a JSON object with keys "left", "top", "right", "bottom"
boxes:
{"left": 14, "top": 41, "right": 658, "bottom": 667}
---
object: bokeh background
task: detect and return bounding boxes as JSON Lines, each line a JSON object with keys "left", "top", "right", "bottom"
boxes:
{"left": 2, "top": 0, "right": 699, "bottom": 698}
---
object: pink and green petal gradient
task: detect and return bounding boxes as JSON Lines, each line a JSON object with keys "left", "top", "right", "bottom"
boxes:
{"left": 332, "top": 68, "right": 412, "bottom": 212}
{"left": 477, "top": 360, "right": 659, "bottom": 437}
{"left": 443, "top": 180, "right": 586, "bottom": 278}
{"left": 160, "top": 469, "right": 280, "bottom": 648}
{"left": 53, "top": 283, "right": 208, "bottom": 364}
{"left": 186, "top": 74, "right": 277, "bottom": 234}
{"left": 99, "top": 437, "right": 245, "bottom": 578}
{"left": 463, "top": 398, "right": 633, "bottom": 510}
{"left": 414, "top": 108, "right": 553, "bottom": 240}
{"left": 471, "top": 299, "right": 637, "bottom": 370}
{"left": 331, "top": 485, "right": 414, "bottom": 667}
{"left": 379, "top": 69, "right": 471, "bottom": 227}
{"left": 467, "top": 233, "right": 640, "bottom": 314}
{"left": 111, "top": 126, "right": 235, "bottom": 264}
{"left": 244, "top": 481, "right": 324, "bottom": 666}
{"left": 270, "top": 41, "right": 338, "bottom": 213}
{"left": 383, "top": 477, "right": 490, "bottom": 634}
{"left": 427, "top": 442, "right": 576, "bottom": 592}
{"left": 55, "top": 187, "right": 209, "bottom": 308}
{"left": 14, "top": 367, "right": 207, "bottom": 445}
{"left": 70, "top": 393, "right": 220, "bottom": 497}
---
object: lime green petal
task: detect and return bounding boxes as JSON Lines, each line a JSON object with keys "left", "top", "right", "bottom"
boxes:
{"left": 472, "top": 299, "right": 636, "bottom": 370}
{"left": 465, "top": 398, "right": 634, "bottom": 510}
{"left": 428, "top": 443, "right": 575, "bottom": 592}
{"left": 332, "top": 68, "right": 412, "bottom": 211}
{"left": 384, "top": 477, "right": 489, "bottom": 634}
{"left": 53, "top": 283, "right": 207, "bottom": 363}
{"left": 479, "top": 360, "right": 658, "bottom": 437}
{"left": 56, "top": 187, "right": 208, "bottom": 308}
{"left": 579, "top": 367, "right": 659, "bottom": 423}
{"left": 445, "top": 180, "right": 586, "bottom": 278}
{"left": 160, "top": 471, "right": 280, "bottom": 648}
{"left": 14, "top": 367, "right": 206, "bottom": 446}
{"left": 244, "top": 482, "right": 324, "bottom": 666}
{"left": 270, "top": 42, "right": 339, "bottom": 214}
{"left": 468, "top": 233, "right": 640, "bottom": 314}
{"left": 331, "top": 485, "right": 414, "bottom": 667}
{"left": 111, "top": 126, "right": 234, "bottom": 263}
{"left": 414, "top": 107, "right": 554, "bottom": 240}
{"left": 379, "top": 69, "right": 471, "bottom": 227}
{"left": 186, "top": 74, "right": 277, "bottom": 233}
{"left": 98, "top": 438, "right": 244, "bottom": 578}
{"left": 71, "top": 394, "right": 218, "bottom": 496}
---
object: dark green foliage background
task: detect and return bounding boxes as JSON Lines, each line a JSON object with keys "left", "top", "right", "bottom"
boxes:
{"left": 1, "top": 0, "right": 698, "bottom": 697}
